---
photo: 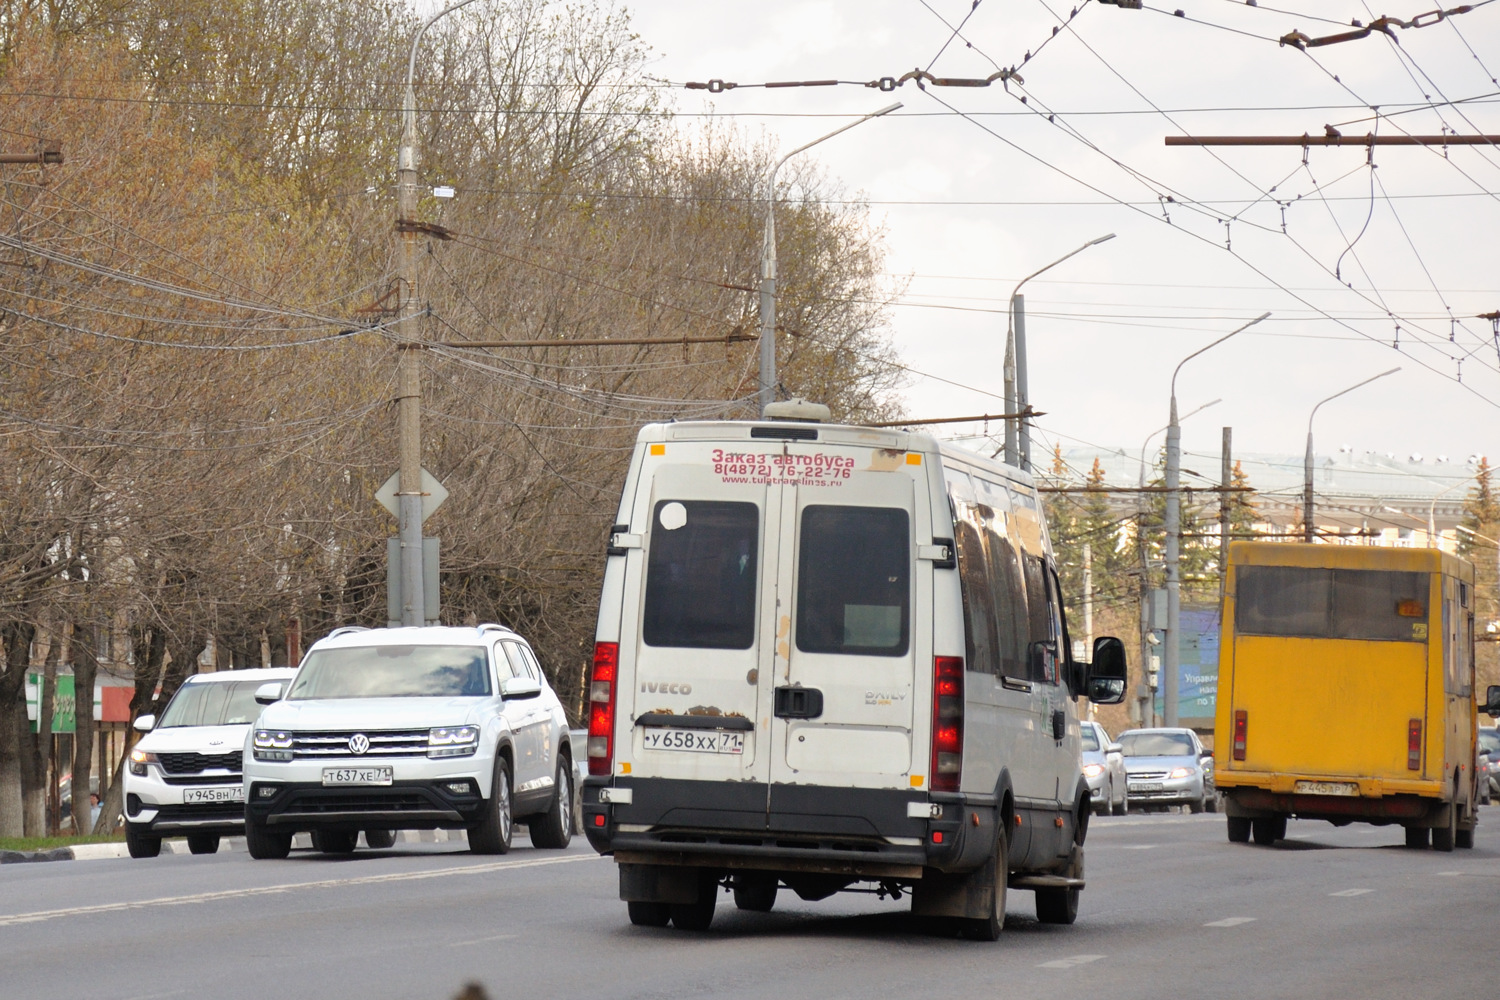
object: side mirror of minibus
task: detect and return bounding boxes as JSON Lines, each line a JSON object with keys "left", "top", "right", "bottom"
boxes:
{"left": 254, "top": 682, "right": 284, "bottom": 705}
{"left": 501, "top": 676, "right": 543, "bottom": 700}
{"left": 1086, "top": 636, "right": 1127, "bottom": 705}
{"left": 1487, "top": 684, "right": 1500, "bottom": 717}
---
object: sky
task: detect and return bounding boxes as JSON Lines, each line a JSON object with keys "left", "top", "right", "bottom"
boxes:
{"left": 614, "top": 0, "right": 1500, "bottom": 481}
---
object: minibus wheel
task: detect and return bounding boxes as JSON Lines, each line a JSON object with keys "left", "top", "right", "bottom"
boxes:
{"left": 669, "top": 870, "right": 719, "bottom": 931}
{"left": 627, "top": 901, "right": 670, "bottom": 927}
{"left": 960, "top": 825, "right": 1008, "bottom": 942}
{"left": 1404, "top": 825, "right": 1429, "bottom": 849}
{"left": 1226, "top": 817, "right": 1250, "bottom": 843}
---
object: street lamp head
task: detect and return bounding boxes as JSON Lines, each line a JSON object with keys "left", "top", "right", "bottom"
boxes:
{"left": 1087, "top": 233, "right": 1117, "bottom": 246}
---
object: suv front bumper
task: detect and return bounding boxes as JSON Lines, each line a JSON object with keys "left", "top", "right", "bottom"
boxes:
{"left": 246, "top": 778, "right": 487, "bottom": 831}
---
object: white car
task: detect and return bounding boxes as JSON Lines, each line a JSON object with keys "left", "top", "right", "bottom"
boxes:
{"left": 1081, "top": 721, "right": 1127, "bottom": 817}
{"left": 123, "top": 667, "right": 298, "bottom": 858}
{"left": 242, "top": 624, "right": 573, "bottom": 859}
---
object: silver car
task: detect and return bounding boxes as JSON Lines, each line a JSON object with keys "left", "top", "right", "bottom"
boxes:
{"left": 1118, "top": 727, "right": 1216, "bottom": 814}
{"left": 1479, "top": 727, "right": 1500, "bottom": 803}
{"left": 1081, "top": 721, "right": 1127, "bottom": 816}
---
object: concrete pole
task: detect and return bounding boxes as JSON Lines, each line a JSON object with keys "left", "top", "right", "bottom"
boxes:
{"left": 1014, "top": 292, "right": 1030, "bottom": 471}
{"left": 1003, "top": 330, "right": 1018, "bottom": 465}
{"left": 1083, "top": 542, "right": 1094, "bottom": 651}
{"left": 1303, "top": 367, "right": 1401, "bottom": 548}
{"left": 394, "top": 0, "right": 482, "bottom": 626}
{"left": 1220, "top": 427, "right": 1232, "bottom": 605}
{"left": 1164, "top": 399, "right": 1182, "bottom": 728}
{"left": 758, "top": 102, "right": 900, "bottom": 414}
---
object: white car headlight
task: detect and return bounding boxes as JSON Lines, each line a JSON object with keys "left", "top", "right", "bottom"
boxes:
{"left": 128, "top": 749, "right": 158, "bottom": 776}
{"left": 253, "top": 730, "right": 294, "bottom": 761}
{"left": 429, "top": 725, "right": 480, "bottom": 758}
{"left": 1168, "top": 766, "right": 1195, "bottom": 779}
{"left": 1082, "top": 763, "right": 1106, "bottom": 778}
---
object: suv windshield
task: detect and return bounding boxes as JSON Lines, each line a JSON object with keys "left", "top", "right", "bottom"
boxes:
{"left": 159, "top": 680, "right": 267, "bottom": 727}
{"left": 1119, "top": 732, "right": 1195, "bottom": 757}
{"left": 287, "top": 645, "right": 491, "bottom": 699}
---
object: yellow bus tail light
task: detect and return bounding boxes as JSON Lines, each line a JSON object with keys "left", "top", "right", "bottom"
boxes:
{"left": 1233, "top": 710, "right": 1248, "bottom": 761}
{"left": 1407, "top": 719, "right": 1423, "bottom": 771}
{"left": 1396, "top": 600, "right": 1425, "bottom": 618}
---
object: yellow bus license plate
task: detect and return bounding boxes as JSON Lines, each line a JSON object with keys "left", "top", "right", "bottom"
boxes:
{"left": 1294, "top": 780, "right": 1358, "bottom": 796}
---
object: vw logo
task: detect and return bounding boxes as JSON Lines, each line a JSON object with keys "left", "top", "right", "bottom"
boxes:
{"left": 348, "top": 733, "right": 370, "bottom": 755}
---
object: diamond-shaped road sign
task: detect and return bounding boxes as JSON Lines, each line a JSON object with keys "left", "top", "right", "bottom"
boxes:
{"left": 375, "top": 469, "right": 448, "bottom": 523}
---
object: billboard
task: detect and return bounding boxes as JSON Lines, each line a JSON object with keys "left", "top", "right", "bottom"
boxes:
{"left": 1154, "top": 607, "right": 1220, "bottom": 725}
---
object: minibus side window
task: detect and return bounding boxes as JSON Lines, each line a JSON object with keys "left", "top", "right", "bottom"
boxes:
{"left": 954, "top": 516, "right": 998, "bottom": 674}
{"left": 1022, "top": 553, "right": 1056, "bottom": 683}
{"left": 796, "top": 505, "right": 910, "bottom": 656}
{"left": 982, "top": 525, "right": 1028, "bottom": 679}
{"left": 643, "top": 500, "right": 758, "bottom": 649}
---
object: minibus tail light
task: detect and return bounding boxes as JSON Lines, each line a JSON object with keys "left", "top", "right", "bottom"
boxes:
{"left": 931, "top": 656, "right": 965, "bottom": 793}
{"left": 588, "top": 642, "right": 619, "bottom": 777}
{"left": 1407, "top": 719, "right": 1422, "bottom": 771}
{"left": 1233, "top": 710, "right": 1247, "bottom": 761}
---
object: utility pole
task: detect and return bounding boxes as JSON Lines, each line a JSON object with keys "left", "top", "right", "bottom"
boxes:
{"left": 1219, "top": 428, "right": 1232, "bottom": 606}
{"left": 1082, "top": 542, "right": 1094, "bottom": 654}
{"left": 393, "top": 0, "right": 481, "bottom": 626}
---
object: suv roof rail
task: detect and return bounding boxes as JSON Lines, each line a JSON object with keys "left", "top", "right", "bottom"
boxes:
{"left": 476, "top": 622, "right": 510, "bottom": 635}
{"left": 326, "top": 625, "right": 371, "bottom": 639}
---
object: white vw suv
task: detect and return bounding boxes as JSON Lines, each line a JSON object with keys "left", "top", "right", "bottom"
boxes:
{"left": 242, "top": 624, "right": 573, "bottom": 859}
{"left": 124, "top": 667, "right": 298, "bottom": 858}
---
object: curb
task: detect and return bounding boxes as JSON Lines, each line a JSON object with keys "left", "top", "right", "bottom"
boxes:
{"left": 0, "top": 847, "right": 76, "bottom": 864}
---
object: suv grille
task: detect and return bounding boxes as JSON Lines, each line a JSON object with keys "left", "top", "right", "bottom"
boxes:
{"left": 159, "top": 751, "right": 243, "bottom": 775}
{"left": 289, "top": 730, "right": 430, "bottom": 759}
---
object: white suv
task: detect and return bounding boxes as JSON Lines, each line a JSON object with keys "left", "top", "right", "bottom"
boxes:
{"left": 124, "top": 667, "right": 297, "bottom": 858}
{"left": 242, "top": 625, "right": 573, "bottom": 859}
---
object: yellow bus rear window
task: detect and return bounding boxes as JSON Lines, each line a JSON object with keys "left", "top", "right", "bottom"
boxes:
{"left": 1234, "top": 566, "right": 1429, "bottom": 643}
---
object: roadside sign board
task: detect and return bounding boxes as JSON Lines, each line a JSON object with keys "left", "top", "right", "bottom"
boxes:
{"left": 375, "top": 469, "right": 448, "bottom": 524}
{"left": 25, "top": 673, "right": 76, "bottom": 733}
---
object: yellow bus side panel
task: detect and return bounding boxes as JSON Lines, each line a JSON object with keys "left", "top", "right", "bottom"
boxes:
{"left": 1229, "top": 635, "right": 1427, "bottom": 781}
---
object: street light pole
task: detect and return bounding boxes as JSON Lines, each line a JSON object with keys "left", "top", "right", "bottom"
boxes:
{"left": 1163, "top": 313, "right": 1269, "bottom": 727}
{"left": 758, "top": 102, "right": 901, "bottom": 412}
{"left": 1302, "top": 368, "right": 1401, "bottom": 543}
{"left": 1137, "top": 398, "right": 1219, "bottom": 728}
{"left": 394, "top": 0, "right": 481, "bottom": 626}
{"left": 1004, "top": 233, "right": 1116, "bottom": 469}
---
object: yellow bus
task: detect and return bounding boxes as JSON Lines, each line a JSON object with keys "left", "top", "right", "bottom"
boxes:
{"left": 1214, "top": 541, "right": 1500, "bottom": 851}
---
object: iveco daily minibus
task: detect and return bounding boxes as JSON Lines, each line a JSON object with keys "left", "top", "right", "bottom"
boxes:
{"left": 581, "top": 401, "right": 1126, "bottom": 939}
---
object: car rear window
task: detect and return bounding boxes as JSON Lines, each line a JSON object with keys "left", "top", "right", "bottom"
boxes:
{"left": 796, "top": 505, "right": 910, "bottom": 656}
{"left": 643, "top": 500, "right": 759, "bottom": 649}
{"left": 1235, "top": 565, "right": 1430, "bottom": 642}
{"left": 158, "top": 680, "right": 267, "bottom": 727}
{"left": 1479, "top": 729, "right": 1500, "bottom": 755}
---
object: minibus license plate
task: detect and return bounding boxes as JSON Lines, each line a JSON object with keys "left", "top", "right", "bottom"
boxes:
{"left": 642, "top": 729, "right": 744, "bottom": 755}
{"left": 183, "top": 786, "right": 244, "bottom": 805}
{"left": 1294, "top": 780, "right": 1358, "bottom": 796}
{"left": 322, "top": 767, "right": 394, "bottom": 786}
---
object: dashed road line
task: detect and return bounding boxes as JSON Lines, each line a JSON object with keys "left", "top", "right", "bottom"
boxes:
{"left": 1330, "top": 888, "right": 1373, "bottom": 897}
{"left": 1204, "top": 917, "right": 1256, "bottom": 927}
{"left": 1038, "top": 955, "right": 1106, "bottom": 969}
{"left": 446, "top": 933, "right": 517, "bottom": 948}
{"left": 1121, "top": 844, "right": 1157, "bottom": 850}
{"left": 0, "top": 853, "right": 602, "bottom": 928}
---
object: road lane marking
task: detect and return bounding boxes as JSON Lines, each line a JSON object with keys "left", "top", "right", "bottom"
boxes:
{"left": 1038, "top": 955, "right": 1105, "bottom": 969}
{"left": 1436, "top": 871, "right": 1463, "bottom": 877}
{"left": 1330, "top": 889, "right": 1372, "bottom": 897}
{"left": 446, "top": 934, "right": 517, "bottom": 948}
{"left": 1203, "top": 917, "right": 1256, "bottom": 927}
{"left": 1121, "top": 845, "right": 1157, "bottom": 850}
{"left": 0, "top": 853, "right": 602, "bottom": 928}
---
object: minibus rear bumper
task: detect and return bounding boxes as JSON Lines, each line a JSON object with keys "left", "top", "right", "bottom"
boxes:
{"left": 582, "top": 776, "right": 998, "bottom": 875}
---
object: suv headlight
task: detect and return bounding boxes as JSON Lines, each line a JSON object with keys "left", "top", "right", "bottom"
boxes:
{"left": 429, "top": 725, "right": 480, "bottom": 758}
{"left": 1168, "top": 766, "right": 1195, "bottom": 779}
{"left": 253, "top": 730, "right": 295, "bottom": 761}
{"left": 1082, "top": 763, "right": 1105, "bottom": 778}
{"left": 128, "top": 749, "right": 157, "bottom": 776}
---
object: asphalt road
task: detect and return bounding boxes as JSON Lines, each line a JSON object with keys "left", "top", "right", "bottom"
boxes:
{"left": 4, "top": 808, "right": 1496, "bottom": 1000}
